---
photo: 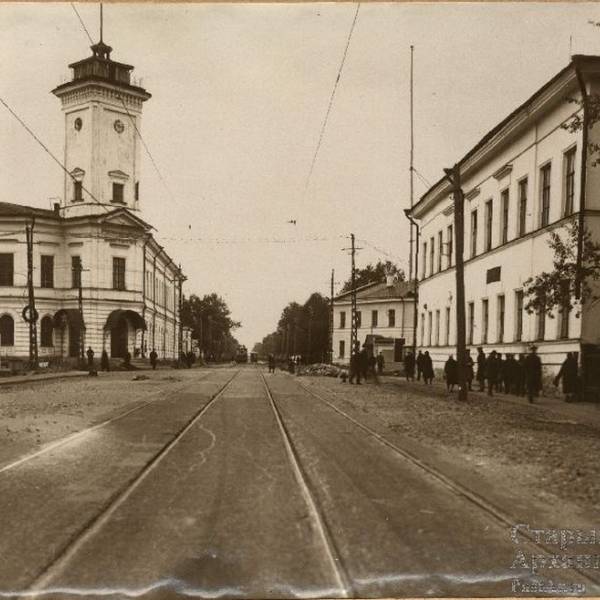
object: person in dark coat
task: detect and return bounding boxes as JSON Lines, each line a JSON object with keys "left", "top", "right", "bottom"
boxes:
{"left": 485, "top": 350, "right": 500, "bottom": 396}
{"left": 100, "top": 349, "right": 110, "bottom": 372}
{"left": 497, "top": 354, "right": 507, "bottom": 393}
{"left": 149, "top": 348, "right": 158, "bottom": 370}
{"left": 554, "top": 352, "right": 578, "bottom": 402}
{"left": 416, "top": 351, "right": 425, "bottom": 381}
{"left": 444, "top": 355, "right": 458, "bottom": 392}
{"left": 465, "top": 349, "right": 475, "bottom": 391}
{"left": 476, "top": 348, "right": 486, "bottom": 391}
{"left": 268, "top": 354, "right": 275, "bottom": 373}
{"left": 349, "top": 343, "right": 361, "bottom": 385}
{"left": 376, "top": 352, "right": 385, "bottom": 375}
{"left": 404, "top": 351, "right": 416, "bottom": 381}
{"left": 359, "top": 347, "right": 369, "bottom": 381}
{"left": 86, "top": 346, "right": 94, "bottom": 370}
{"left": 515, "top": 354, "right": 526, "bottom": 396}
{"left": 422, "top": 351, "right": 434, "bottom": 384}
{"left": 524, "top": 345, "right": 542, "bottom": 403}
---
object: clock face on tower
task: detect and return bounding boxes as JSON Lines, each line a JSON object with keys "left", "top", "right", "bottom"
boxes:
{"left": 113, "top": 119, "right": 125, "bottom": 134}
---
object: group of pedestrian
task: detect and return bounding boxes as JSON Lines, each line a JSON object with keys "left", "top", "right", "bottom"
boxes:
{"left": 410, "top": 350, "right": 434, "bottom": 384}
{"left": 348, "top": 344, "right": 384, "bottom": 385}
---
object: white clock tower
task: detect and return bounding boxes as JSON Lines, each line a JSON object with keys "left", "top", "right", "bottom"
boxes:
{"left": 52, "top": 40, "right": 151, "bottom": 217}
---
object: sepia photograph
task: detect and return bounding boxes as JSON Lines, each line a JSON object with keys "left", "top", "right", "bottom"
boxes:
{"left": 1, "top": 1, "right": 600, "bottom": 598}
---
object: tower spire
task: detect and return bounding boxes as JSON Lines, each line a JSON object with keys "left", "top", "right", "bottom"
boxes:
{"left": 100, "top": 3, "right": 103, "bottom": 43}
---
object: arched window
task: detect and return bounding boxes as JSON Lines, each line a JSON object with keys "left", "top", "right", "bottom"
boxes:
{"left": 0, "top": 315, "right": 14, "bottom": 346}
{"left": 40, "top": 316, "right": 54, "bottom": 348}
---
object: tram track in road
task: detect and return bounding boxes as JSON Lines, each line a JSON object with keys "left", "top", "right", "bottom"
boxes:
{"left": 259, "top": 371, "right": 353, "bottom": 599}
{"left": 24, "top": 368, "right": 241, "bottom": 598}
{"left": 292, "top": 378, "right": 600, "bottom": 591}
{"left": 0, "top": 371, "right": 214, "bottom": 476}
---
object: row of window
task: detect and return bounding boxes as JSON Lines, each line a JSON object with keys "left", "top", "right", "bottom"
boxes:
{"left": 420, "top": 290, "right": 571, "bottom": 348}
{"left": 0, "top": 314, "right": 54, "bottom": 347}
{"left": 72, "top": 181, "right": 139, "bottom": 204}
{"left": 0, "top": 253, "right": 126, "bottom": 291}
{"left": 338, "top": 308, "right": 397, "bottom": 329}
{"left": 144, "top": 270, "right": 175, "bottom": 309}
{"left": 422, "top": 146, "right": 577, "bottom": 279}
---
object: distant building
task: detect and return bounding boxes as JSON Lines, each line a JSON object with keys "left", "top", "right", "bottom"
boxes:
{"left": 332, "top": 277, "right": 415, "bottom": 368}
{"left": 0, "top": 39, "right": 185, "bottom": 362}
{"left": 408, "top": 55, "right": 600, "bottom": 384}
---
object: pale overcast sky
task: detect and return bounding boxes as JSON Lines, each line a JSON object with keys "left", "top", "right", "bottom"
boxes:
{"left": 2, "top": 3, "right": 600, "bottom": 348}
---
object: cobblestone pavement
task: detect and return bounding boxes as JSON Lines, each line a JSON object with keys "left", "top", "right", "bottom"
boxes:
{"left": 299, "top": 374, "right": 600, "bottom": 525}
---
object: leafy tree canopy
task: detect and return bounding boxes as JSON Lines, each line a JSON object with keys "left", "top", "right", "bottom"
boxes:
{"left": 340, "top": 260, "right": 404, "bottom": 293}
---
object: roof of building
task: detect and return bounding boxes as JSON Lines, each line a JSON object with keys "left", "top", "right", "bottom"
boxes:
{"left": 335, "top": 279, "right": 415, "bottom": 302}
{"left": 409, "top": 54, "right": 600, "bottom": 217}
{"left": 0, "top": 202, "right": 58, "bottom": 219}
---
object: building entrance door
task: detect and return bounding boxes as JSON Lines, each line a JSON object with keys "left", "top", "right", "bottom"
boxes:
{"left": 111, "top": 317, "right": 128, "bottom": 358}
{"left": 68, "top": 325, "right": 81, "bottom": 358}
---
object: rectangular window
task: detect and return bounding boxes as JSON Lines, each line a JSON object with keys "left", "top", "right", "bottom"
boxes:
{"left": 445, "top": 306, "right": 451, "bottom": 346}
{"left": 388, "top": 309, "right": 396, "bottom": 327}
{"left": 435, "top": 310, "right": 440, "bottom": 346}
{"left": 515, "top": 290, "right": 524, "bottom": 342}
{"left": 420, "top": 312, "right": 425, "bottom": 346}
{"left": 536, "top": 295, "right": 546, "bottom": 340}
{"left": 423, "top": 242, "right": 428, "bottom": 277}
{"left": 71, "top": 256, "right": 82, "bottom": 289}
{"left": 427, "top": 311, "right": 433, "bottom": 346}
{"left": 371, "top": 310, "right": 378, "bottom": 327}
{"left": 518, "top": 178, "right": 528, "bottom": 236}
{"left": 437, "top": 231, "right": 443, "bottom": 272}
{"left": 112, "top": 257, "right": 126, "bottom": 290}
{"left": 0, "top": 254, "right": 14, "bottom": 286}
{"left": 497, "top": 294, "right": 505, "bottom": 343}
{"left": 73, "top": 180, "right": 83, "bottom": 202}
{"left": 500, "top": 189, "right": 509, "bottom": 244}
{"left": 447, "top": 225, "right": 453, "bottom": 267}
{"left": 468, "top": 302, "right": 474, "bottom": 345}
{"left": 355, "top": 310, "right": 362, "bottom": 328}
{"left": 540, "top": 163, "right": 551, "bottom": 227}
{"left": 482, "top": 299, "right": 489, "bottom": 344}
{"left": 40, "top": 255, "right": 54, "bottom": 288}
{"left": 112, "top": 182, "right": 125, "bottom": 204}
{"left": 429, "top": 236, "right": 434, "bottom": 275}
{"left": 339, "top": 311, "right": 346, "bottom": 329}
{"left": 564, "top": 147, "right": 576, "bottom": 216}
{"left": 485, "top": 199, "right": 493, "bottom": 251}
{"left": 471, "top": 210, "right": 478, "bottom": 258}
{"left": 135, "top": 181, "right": 140, "bottom": 202}
{"left": 339, "top": 340, "right": 345, "bottom": 359}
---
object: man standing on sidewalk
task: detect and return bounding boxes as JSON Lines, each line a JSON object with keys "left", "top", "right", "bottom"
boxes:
{"left": 524, "top": 345, "right": 542, "bottom": 403}
{"left": 476, "top": 348, "right": 486, "bottom": 392}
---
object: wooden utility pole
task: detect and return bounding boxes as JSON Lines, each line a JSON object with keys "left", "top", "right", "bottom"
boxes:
{"left": 408, "top": 45, "right": 415, "bottom": 282}
{"left": 329, "top": 269, "right": 334, "bottom": 364}
{"left": 25, "top": 220, "right": 38, "bottom": 368}
{"left": 76, "top": 258, "right": 85, "bottom": 361}
{"left": 444, "top": 164, "right": 467, "bottom": 401}
{"left": 350, "top": 234, "right": 358, "bottom": 359}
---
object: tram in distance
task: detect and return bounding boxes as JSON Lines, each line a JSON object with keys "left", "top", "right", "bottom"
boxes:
{"left": 235, "top": 346, "right": 249, "bottom": 363}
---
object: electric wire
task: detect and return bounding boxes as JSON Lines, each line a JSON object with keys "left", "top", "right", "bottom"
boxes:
{"left": 304, "top": 3, "right": 360, "bottom": 191}
{"left": 70, "top": 3, "right": 94, "bottom": 45}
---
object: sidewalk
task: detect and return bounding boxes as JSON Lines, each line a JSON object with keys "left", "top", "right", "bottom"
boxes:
{"left": 0, "top": 370, "right": 87, "bottom": 388}
{"left": 381, "top": 374, "right": 600, "bottom": 428}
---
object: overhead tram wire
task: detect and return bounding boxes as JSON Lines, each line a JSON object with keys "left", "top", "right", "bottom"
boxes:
{"left": 0, "top": 96, "right": 111, "bottom": 215}
{"left": 304, "top": 3, "right": 361, "bottom": 192}
{"left": 70, "top": 3, "right": 94, "bottom": 44}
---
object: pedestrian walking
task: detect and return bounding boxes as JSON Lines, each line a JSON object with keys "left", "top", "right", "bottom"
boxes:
{"left": 359, "top": 346, "right": 369, "bottom": 381}
{"left": 150, "top": 348, "right": 158, "bottom": 370}
{"left": 465, "top": 349, "right": 474, "bottom": 391}
{"left": 554, "top": 352, "right": 578, "bottom": 402}
{"left": 368, "top": 354, "right": 380, "bottom": 384}
{"left": 444, "top": 355, "right": 458, "bottom": 392}
{"left": 422, "top": 351, "right": 434, "bottom": 384}
{"left": 416, "top": 351, "right": 425, "bottom": 381}
{"left": 349, "top": 343, "right": 362, "bottom": 385}
{"left": 485, "top": 350, "right": 500, "bottom": 396}
{"left": 515, "top": 354, "right": 526, "bottom": 396}
{"left": 524, "top": 345, "right": 542, "bottom": 403}
{"left": 497, "top": 354, "right": 507, "bottom": 393}
{"left": 100, "top": 349, "right": 110, "bottom": 372}
{"left": 404, "top": 351, "right": 416, "bottom": 381}
{"left": 268, "top": 353, "right": 275, "bottom": 373}
{"left": 476, "top": 348, "right": 486, "bottom": 392}
{"left": 86, "top": 346, "right": 94, "bottom": 370}
{"left": 504, "top": 354, "right": 517, "bottom": 394}
{"left": 377, "top": 351, "right": 385, "bottom": 375}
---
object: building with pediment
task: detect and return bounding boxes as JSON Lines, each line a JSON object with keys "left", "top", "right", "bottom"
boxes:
{"left": 0, "top": 39, "right": 186, "bottom": 363}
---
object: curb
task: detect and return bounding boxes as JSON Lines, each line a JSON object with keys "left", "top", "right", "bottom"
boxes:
{"left": 0, "top": 371, "right": 89, "bottom": 388}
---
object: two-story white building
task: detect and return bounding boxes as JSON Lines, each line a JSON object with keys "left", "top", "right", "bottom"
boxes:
{"left": 0, "top": 39, "right": 186, "bottom": 363}
{"left": 332, "top": 277, "right": 415, "bottom": 368}
{"left": 409, "top": 55, "right": 600, "bottom": 391}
